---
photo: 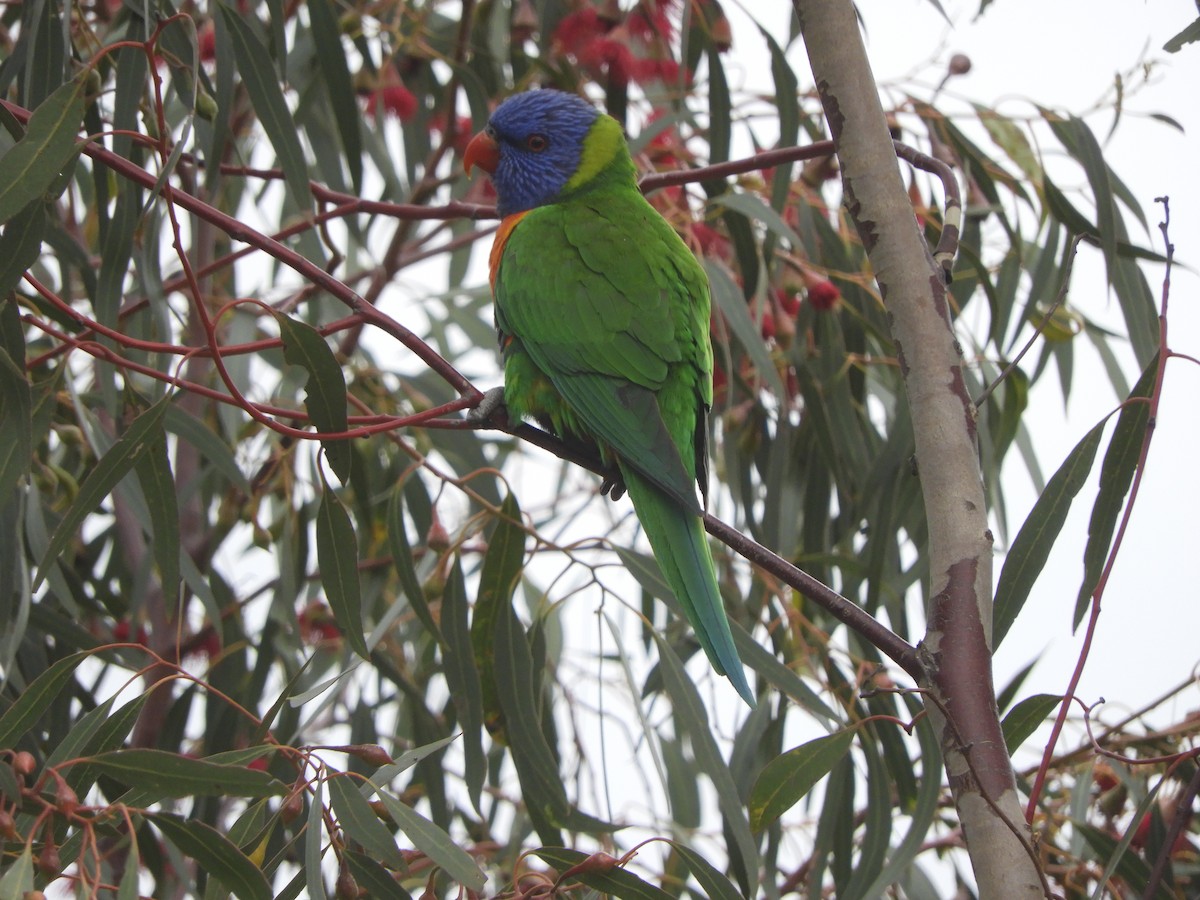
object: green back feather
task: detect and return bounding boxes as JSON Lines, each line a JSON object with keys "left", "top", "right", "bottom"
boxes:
{"left": 491, "top": 113, "right": 752, "bottom": 704}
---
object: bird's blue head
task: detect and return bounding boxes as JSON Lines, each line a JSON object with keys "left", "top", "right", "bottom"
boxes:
{"left": 465, "top": 90, "right": 629, "bottom": 217}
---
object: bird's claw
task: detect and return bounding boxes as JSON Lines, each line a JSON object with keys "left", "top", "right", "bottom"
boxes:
{"left": 600, "top": 472, "right": 626, "bottom": 502}
{"left": 468, "top": 386, "right": 509, "bottom": 427}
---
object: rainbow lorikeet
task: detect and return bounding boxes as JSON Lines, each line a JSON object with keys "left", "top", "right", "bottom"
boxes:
{"left": 464, "top": 89, "right": 754, "bottom": 705}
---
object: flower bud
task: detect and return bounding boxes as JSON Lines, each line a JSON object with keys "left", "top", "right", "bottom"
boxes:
{"left": 948, "top": 53, "right": 972, "bottom": 76}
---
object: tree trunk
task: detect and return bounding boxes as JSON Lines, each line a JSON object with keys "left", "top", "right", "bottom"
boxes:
{"left": 792, "top": 1, "right": 1046, "bottom": 894}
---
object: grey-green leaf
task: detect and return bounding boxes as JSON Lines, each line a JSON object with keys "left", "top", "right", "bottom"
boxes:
{"left": 328, "top": 773, "right": 408, "bottom": 870}
{"left": 0, "top": 77, "right": 85, "bottom": 224}
{"left": 667, "top": 841, "right": 742, "bottom": 900}
{"left": 307, "top": 0, "right": 363, "bottom": 192}
{"left": 749, "top": 729, "right": 856, "bottom": 832}
{"left": 705, "top": 259, "right": 786, "bottom": 398}
{"left": 993, "top": 420, "right": 1105, "bottom": 647}
{"left": 0, "top": 651, "right": 87, "bottom": 747}
{"left": 1074, "top": 356, "right": 1156, "bottom": 627}
{"left": 275, "top": 312, "right": 351, "bottom": 483}
{"left": 0, "top": 344, "right": 32, "bottom": 502}
{"left": 218, "top": 5, "right": 315, "bottom": 212}
{"left": 533, "top": 847, "right": 674, "bottom": 900}
{"left": 372, "top": 788, "right": 487, "bottom": 891}
{"left": 1001, "top": 693, "right": 1062, "bottom": 754}
{"left": 653, "top": 634, "right": 758, "bottom": 894}
{"left": 1163, "top": 15, "right": 1200, "bottom": 52}
{"left": 86, "top": 749, "right": 286, "bottom": 798}
{"left": 316, "top": 480, "right": 369, "bottom": 660}
{"left": 148, "top": 813, "right": 273, "bottom": 900}
{"left": 33, "top": 394, "right": 173, "bottom": 591}
{"left": 132, "top": 417, "right": 181, "bottom": 606}
{"left": 0, "top": 201, "right": 46, "bottom": 298}
{"left": 0, "top": 845, "right": 34, "bottom": 896}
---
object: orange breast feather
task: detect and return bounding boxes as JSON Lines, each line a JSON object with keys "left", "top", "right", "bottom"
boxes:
{"left": 489, "top": 211, "right": 530, "bottom": 293}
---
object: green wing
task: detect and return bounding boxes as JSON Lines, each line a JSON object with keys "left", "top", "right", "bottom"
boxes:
{"left": 495, "top": 190, "right": 712, "bottom": 513}
{"left": 494, "top": 185, "right": 754, "bottom": 705}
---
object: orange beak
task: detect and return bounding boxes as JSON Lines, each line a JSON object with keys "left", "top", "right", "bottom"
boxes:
{"left": 463, "top": 130, "right": 500, "bottom": 176}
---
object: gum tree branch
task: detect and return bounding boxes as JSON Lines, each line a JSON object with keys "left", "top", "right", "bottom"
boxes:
{"left": 11, "top": 88, "right": 944, "bottom": 704}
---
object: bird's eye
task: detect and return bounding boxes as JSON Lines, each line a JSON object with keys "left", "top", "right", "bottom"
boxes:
{"left": 526, "top": 134, "right": 548, "bottom": 152}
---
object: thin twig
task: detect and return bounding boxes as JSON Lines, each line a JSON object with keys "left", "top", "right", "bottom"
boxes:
{"left": 1025, "top": 198, "right": 1174, "bottom": 822}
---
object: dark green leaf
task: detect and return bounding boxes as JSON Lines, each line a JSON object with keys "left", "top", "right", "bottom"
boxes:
{"left": 0, "top": 200, "right": 46, "bottom": 297}
{"left": 203, "top": 801, "right": 271, "bottom": 900}
{"left": 118, "top": 832, "right": 140, "bottom": 900}
{"left": 1079, "top": 810, "right": 1175, "bottom": 900}
{"left": 306, "top": 777, "right": 328, "bottom": 900}
{"left": 33, "top": 394, "right": 173, "bottom": 590}
{"left": 713, "top": 191, "right": 804, "bottom": 251}
{"left": 996, "top": 658, "right": 1037, "bottom": 714}
{"left": 25, "top": 0, "right": 67, "bottom": 108}
{"left": 327, "top": 773, "right": 407, "bottom": 870}
{"left": 0, "top": 651, "right": 86, "bottom": 747}
{"left": 218, "top": 5, "right": 315, "bottom": 211}
{"left": 471, "top": 490, "right": 525, "bottom": 741}
{"left": 706, "top": 259, "right": 785, "bottom": 397}
{"left": 275, "top": 312, "right": 350, "bottom": 483}
{"left": 51, "top": 694, "right": 145, "bottom": 796}
{"left": 653, "top": 635, "right": 758, "bottom": 894}
{"left": 86, "top": 749, "right": 286, "bottom": 798}
{"left": 307, "top": 0, "right": 363, "bottom": 193}
{"left": 0, "top": 77, "right": 85, "bottom": 224}
{"left": 478, "top": 493, "right": 526, "bottom": 630}
{"left": 342, "top": 849, "right": 414, "bottom": 900}
{"left": 492, "top": 597, "right": 568, "bottom": 843}
{"left": 386, "top": 484, "right": 441, "bottom": 641}
{"left": 1041, "top": 176, "right": 1096, "bottom": 237}
{"left": 0, "top": 846, "right": 34, "bottom": 896}
{"left": 859, "top": 709, "right": 942, "bottom": 896}
{"left": 993, "top": 420, "right": 1105, "bottom": 647}
{"left": 1109, "top": 253, "right": 1160, "bottom": 369}
{"left": 749, "top": 729, "right": 855, "bottom": 832}
{"left": 316, "top": 478, "right": 370, "bottom": 660}
{"left": 439, "top": 555, "right": 484, "bottom": 812}
{"left": 0, "top": 344, "right": 32, "bottom": 503}
{"left": 706, "top": 43, "right": 730, "bottom": 165}
{"left": 1074, "top": 356, "right": 1156, "bottom": 627}
{"left": 763, "top": 26, "right": 799, "bottom": 151}
{"left": 1163, "top": 15, "right": 1200, "bottom": 52}
{"left": 660, "top": 735, "right": 700, "bottom": 829}
{"left": 1046, "top": 115, "right": 1117, "bottom": 281}
{"left": 371, "top": 788, "right": 487, "bottom": 891}
{"left": 1001, "top": 694, "right": 1062, "bottom": 754}
{"left": 148, "top": 813, "right": 273, "bottom": 900}
{"left": 843, "top": 731, "right": 892, "bottom": 898}
{"left": 668, "top": 841, "right": 742, "bottom": 900}
{"left": 533, "top": 847, "right": 674, "bottom": 900}
{"left": 163, "top": 405, "right": 250, "bottom": 492}
{"left": 1147, "top": 111, "right": 1185, "bottom": 132}
{"left": 95, "top": 38, "right": 146, "bottom": 328}
{"left": 132, "top": 412, "right": 180, "bottom": 605}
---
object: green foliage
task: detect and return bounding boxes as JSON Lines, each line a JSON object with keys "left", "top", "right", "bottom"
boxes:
{"left": 0, "top": 0, "right": 1190, "bottom": 897}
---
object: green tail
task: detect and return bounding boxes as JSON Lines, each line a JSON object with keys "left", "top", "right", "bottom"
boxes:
{"left": 622, "top": 467, "right": 755, "bottom": 706}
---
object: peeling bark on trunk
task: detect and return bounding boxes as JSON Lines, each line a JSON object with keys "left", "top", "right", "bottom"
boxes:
{"left": 792, "top": 1, "right": 1045, "bottom": 894}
